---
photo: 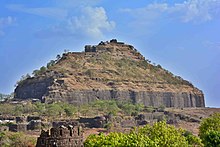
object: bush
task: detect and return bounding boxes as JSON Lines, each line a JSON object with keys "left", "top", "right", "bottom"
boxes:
{"left": 84, "top": 121, "right": 201, "bottom": 147}
{"left": 203, "top": 130, "right": 220, "bottom": 147}
{"left": 0, "top": 132, "right": 36, "bottom": 147}
{"left": 199, "top": 113, "right": 220, "bottom": 147}
{"left": 84, "top": 132, "right": 154, "bottom": 147}
{"left": 183, "top": 131, "right": 203, "bottom": 146}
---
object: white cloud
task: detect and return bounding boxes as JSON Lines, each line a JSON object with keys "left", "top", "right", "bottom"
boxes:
{"left": 0, "top": 16, "right": 16, "bottom": 36}
{"left": 68, "top": 6, "right": 115, "bottom": 38}
{"left": 6, "top": 1, "right": 115, "bottom": 39}
{"left": 173, "top": 0, "right": 220, "bottom": 23}
{"left": 121, "top": 0, "right": 220, "bottom": 23}
{"left": 36, "top": 6, "right": 115, "bottom": 39}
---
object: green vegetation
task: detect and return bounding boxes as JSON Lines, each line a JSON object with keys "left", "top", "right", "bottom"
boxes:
{"left": 32, "top": 54, "right": 62, "bottom": 77}
{"left": 0, "top": 131, "right": 36, "bottom": 147}
{"left": 15, "top": 74, "right": 31, "bottom": 87}
{"left": 0, "top": 101, "right": 219, "bottom": 146}
{"left": 199, "top": 113, "right": 220, "bottom": 147}
{"left": 84, "top": 121, "right": 203, "bottom": 147}
{"left": 0, "top": 100, "right": 146, "bottom": 118}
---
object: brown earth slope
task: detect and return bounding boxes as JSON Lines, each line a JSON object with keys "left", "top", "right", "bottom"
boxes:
{"left": 14, "top": 39, "right": 205, "bottom": 107}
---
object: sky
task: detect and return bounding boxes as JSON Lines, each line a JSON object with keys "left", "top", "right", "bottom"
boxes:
{"left": 0, "top": 0, "right": 220, "bottom": 107}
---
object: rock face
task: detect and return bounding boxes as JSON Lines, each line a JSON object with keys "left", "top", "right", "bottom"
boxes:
{"left": 41, "top": 90, "right": 204, "bottom": 107}
{"left": 14, "top": 39, "right": 205, "bottom": 107}
{"left": 15, "top": 77, "right": 53, "bottom": 101}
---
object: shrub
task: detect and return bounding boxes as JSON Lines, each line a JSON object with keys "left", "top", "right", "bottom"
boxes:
{"left": 0, "top": 132, "right": 36, "bottom": 147}
{"left": 84, "top": 121, "right": 200, "bottom": 147}
{"left": 183, "top": 131, "right": 203, "bottom": 146}
{"left": 199, "top": 113, "right": 220, "bottom": 147}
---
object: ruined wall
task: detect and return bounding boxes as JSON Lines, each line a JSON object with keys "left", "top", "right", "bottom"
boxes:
{"left": 36, "top": 125, "right": 83, "bottom": 147}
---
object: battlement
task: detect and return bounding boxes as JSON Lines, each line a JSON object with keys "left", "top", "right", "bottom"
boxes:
{"left": 84, "top": 39, "right": 126, "bottom": 53}
{"left": 36, "top": 124, "right": 83, "bottom": 147}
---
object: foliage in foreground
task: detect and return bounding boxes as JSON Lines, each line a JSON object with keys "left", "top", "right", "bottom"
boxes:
{"left": 0, "top": 131, "right": 36, "bottom": 147}
{"left": 84, "top": 121, "right": 203, "bottom": 147}
{"left": 199, "top": 113, "right": 220, "bottom": 147}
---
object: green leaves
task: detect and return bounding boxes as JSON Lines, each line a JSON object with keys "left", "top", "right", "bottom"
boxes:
{"left": 84, "top": 121, "right": 201, "bottom": 147}
{"left": 203, "top": 130, "right": 220, "bottom": 147}
{"left": 0, "top": 132, "right": 36, "bottom": 147}
{"left": 84, "top": 132, "right": 154, "bottom": 147}
{"left": 199, "top": 113, "right": 220, "bottom": 147}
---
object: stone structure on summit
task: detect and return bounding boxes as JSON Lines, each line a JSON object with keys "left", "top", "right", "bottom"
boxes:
{"left": 14, "top": 39, "right": 205, "bottom": 107}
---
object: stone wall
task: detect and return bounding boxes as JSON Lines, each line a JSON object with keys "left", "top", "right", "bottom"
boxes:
{"left": 36, "top": 125, "right": 83, "bottom": 147}
{"left": 9, "top": 123, "right": 27, "bottom": 132}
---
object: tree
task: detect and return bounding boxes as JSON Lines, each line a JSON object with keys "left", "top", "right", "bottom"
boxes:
{"left": 47, "top": 60, "right": 56, "bottom": 68}
{"left": 39, "top": 66, "right": 47, "bottom": 73}
{"left": 32, "top": 66, "right": 47, "bottom": 76}
{"left": 45, "top": 103, "right": 64, "bottom": 117}
{"left": 56, "top": 54, "right": 61, "bottom": 61}
{"left": 16, "top": 73, "right": 31, "bottom": 86}
{"left": 32, "top": 69, "right": 40, "bottom": 76}
{"left": 199, "top": 113, "right": 220, "bottom": 146}
{"left": 84, "top": 121, "right": 201, "bottom": 147}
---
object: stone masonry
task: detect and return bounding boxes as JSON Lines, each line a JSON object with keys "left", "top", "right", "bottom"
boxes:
{"left": 36, "top": 125, "right": 83, "bottom": 147}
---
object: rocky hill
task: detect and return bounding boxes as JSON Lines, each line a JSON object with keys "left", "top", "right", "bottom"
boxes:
{"left": 14, "top": 39, "right": 205, "bottom": 107}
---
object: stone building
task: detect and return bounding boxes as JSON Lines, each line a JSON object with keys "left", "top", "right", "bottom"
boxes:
{"left": 9, "top": 123, "right": 27, "bottom": 132}
{"left": 36, "top": 125, "right": 83, "bottom": 147}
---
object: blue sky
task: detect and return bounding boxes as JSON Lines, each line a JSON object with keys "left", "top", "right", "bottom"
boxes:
{"left": 0, "top": 0, "right": 220, "bottom": 107}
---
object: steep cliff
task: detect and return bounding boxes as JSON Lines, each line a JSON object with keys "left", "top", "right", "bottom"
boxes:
{"left": 14, "top": 39, "right": 205, "bottom": 107}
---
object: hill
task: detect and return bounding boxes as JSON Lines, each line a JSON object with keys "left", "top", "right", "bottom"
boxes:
{"left": 14, "top": 39, "right": 205, "bottom": 107}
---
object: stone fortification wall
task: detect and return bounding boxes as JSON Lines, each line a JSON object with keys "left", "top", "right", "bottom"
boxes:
{"left": 36, "top": 125, "right": 83, "bottom": 147}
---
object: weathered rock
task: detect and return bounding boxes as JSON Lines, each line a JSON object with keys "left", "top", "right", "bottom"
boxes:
{"left": 43, "top": 90, "right": 204, "bottom": 107}
{"left": 14, "top": 77, "right": 53, "bottom": 101}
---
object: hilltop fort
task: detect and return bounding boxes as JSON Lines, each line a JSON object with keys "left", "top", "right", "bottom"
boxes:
{"left": 14, "top": 39, "right": 205, "bottom": 107}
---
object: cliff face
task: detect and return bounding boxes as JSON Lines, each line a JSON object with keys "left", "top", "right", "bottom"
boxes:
{"left": 14, "top": 39, "right": 205, "bottom": 107}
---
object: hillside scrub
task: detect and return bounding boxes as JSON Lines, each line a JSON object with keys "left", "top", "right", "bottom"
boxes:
{"left": 0, "top": 131, "right": 36, "bottom": 147}
{"left": 0, "top": 100, "right": 146, "bottom": 118}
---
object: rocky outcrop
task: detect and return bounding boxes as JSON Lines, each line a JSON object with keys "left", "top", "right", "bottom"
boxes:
{"left": 14, "top": 39, "right": 205, "bottom": 107}
{"left": 15, "top": 83, "right": 204, "bottom": 107}
{"left": 14, "top": 77, "right": 53, "bottom": 101}
{"left": 44, "top": 90, "right": 204, "bottom": 107}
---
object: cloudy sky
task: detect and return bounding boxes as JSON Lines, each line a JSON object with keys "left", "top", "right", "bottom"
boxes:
{"left": 0, "top": 0, "right": 220, "bottom": 107}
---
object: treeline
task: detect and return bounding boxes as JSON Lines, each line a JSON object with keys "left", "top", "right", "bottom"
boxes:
{"left": 15, "top": 54, "right": 63, "bottom": 87}
{"left": 0, "top": 100, "right": 158, "bottom": 118}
